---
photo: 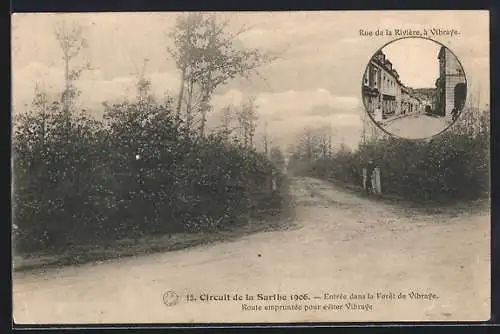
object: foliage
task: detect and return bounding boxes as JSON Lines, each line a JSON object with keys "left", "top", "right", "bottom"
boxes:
{"left": 168, "top": 13, "right": 276, "bottom": 136}
{"left": 13, "top": 97, "right": 289, "bottom": 253}
{"left": 269, "top": 146, "right": 285, "bottom": 172}
{"left": 13, "top": 15, "right": 287, "bottom": 257}
{"left": 54, "top": 21, "right": 91, "bottom": 112}
{"left": 295, "top": 108, "right": 490, "bottom": 202}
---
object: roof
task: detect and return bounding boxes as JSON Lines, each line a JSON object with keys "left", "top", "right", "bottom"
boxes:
{"left": 370, "top": 51, "right": 404, "bottom": 86}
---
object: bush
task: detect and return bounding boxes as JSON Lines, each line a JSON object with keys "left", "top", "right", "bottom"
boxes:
{"left": 306, "top": 108, "right": 490, "bottom": 202}
{"left": 12, "top": 98, "right": 289, "bottom": 254}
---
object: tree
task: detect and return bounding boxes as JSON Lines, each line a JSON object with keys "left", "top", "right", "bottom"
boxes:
{"left": 134, "top": 58, "right": 155, "bottom": 105}
{"left": 297, "top": 127, "right": 314, "bottom": 162}
{"left": 235, "top": 96, "right": 258, "bottom": 148}
{"left": 168, "top": 13, "right": 203, "bottom": 122}
{"left": 168, "top": 13, "right": 276, "bottom": 137}
{"left": 13, "top": 89, "right": 106, "bottom": 250}
{"left": 27, "top": 84, "right": 51, "bottom": 147}
{"left": 270, "top": 146, "right": 285, "bottom": 172}
{"left": 262, "top": 121, "right": 270, "bottom": 158}
{"left": 311, "top": 125, "right": 332, "bottom": 158}
{"left": 296, "top": 126, "right": 331, "bottom": 162}
{"left": 327, "top": 122, "right": 333, "bottom": 157}
{"left": 218, "top": 105, "right": 234, "bottom": 141}
{"left": 54, "top": 21, "right": 91, "bottom": 114}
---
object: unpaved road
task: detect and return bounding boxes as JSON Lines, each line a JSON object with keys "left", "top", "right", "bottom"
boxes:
{"left": 13, "top": 177, "right": 490, "bottom": 324}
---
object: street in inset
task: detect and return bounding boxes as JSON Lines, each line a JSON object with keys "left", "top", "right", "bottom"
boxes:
{"left": 362, "top": 37, "right": 467, "bottom": 139}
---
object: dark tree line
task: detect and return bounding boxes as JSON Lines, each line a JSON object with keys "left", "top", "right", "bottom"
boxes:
{"left": 12, "top": 15, "right": 288, "bottom": 254}
{"left": 288, "top": 106, "right": 490, "bottom": 202}
{"left": 13, "top": 89, "right": 290, "bottom": 253}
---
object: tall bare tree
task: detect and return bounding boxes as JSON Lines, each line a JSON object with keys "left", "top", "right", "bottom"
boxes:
{"left": 168, "top": 13, "right": 276, "bottom": 137}
{"left": 317, "top": 127, "right": 329, "bottom": 158}
{"left": 295, "top": 125, "right": 338, "bottom": 162}
{"left": 297, "top": 127, "right": 316, "bottom": 162}
{"left": 262, "top": 121, "right": 270, "bottom": 158}
{"left": 235, "top": 96, "right": 259, "bottom": 148}
{"left": 134, "top": 58, "right": 155, "bottom": 105}
{"left": 168, "top": 13, "right": 204, "bottom": 123}
{"left": 218, "top": 105, "right": 234, "bottom": 140}
{"left": 328, "top": 121, "right": 333, "bottom": 157}
{"left": 54, "top": 21, "right": 91, "bottom": 114}
{"left": 270, "top": 146, "right": 285, "bottom": 171}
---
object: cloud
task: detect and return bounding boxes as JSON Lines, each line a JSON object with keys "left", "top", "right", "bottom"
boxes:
{"left": 12, "top": 11, "right": 489, "bottom": 147}
{"left": 260, "top": 113, "right": 363, "bottom": 151}
{"left": 12, "top": 62, "right": 64, "bottom": 94}
{"left": 308, "top": 105, "right": 338, "bottom": 117}
{"left": 209, "top": 87, "right": 361, "bottom": 136}
{"left": 211, "top": 88, "right": 245, "bottom": 108}
{"left": 255, "top": 88, "right": 360, "bottom": 118}
{"left": 308, "top": 104, "right": 365, "bottom": 119}
{"left": 208, "top": 88, "right": 363, "bottom": 149}
{"left": 12, "top": 62, "right": 182, "bottom": 114}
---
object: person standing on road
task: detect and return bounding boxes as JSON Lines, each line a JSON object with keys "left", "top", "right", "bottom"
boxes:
{"left": 365, "top": 159, "right": 375, "bottom": 194}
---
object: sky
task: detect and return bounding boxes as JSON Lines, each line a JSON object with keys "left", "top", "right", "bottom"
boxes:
{"left": 381, "top": 38, "right": 442, "bottom": 88}
{"left": 11, "top": 11, "right": 490, "bottom": 150}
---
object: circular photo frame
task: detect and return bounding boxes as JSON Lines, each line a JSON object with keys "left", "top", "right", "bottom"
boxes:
{"left": 361, "top": 37, "right": 468, "bottom": 140}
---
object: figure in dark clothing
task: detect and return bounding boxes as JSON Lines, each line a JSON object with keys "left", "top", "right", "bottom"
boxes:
{"left": 451, "top": 107, "right": 459, "bottom": 122}
{"left": 365, "top": 160, "right": 375, "bottom": 193}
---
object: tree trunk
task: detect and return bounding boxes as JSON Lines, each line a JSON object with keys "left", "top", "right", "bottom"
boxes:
{"left": 62, "top": 55, "right": 70, "bottom": 114}
{"left": 264, "top": 137, "right": 268, "bottom": 157}
{"left": 176, "top": 66, "right": 187, "bottom": 122}
{"left": 199, "top": 94, "right": 209, "bottom": 138}
{"left": 199, "top": 67, "right": 213, "bottom": 138}
{"left": 243, "top": 126, "right": 248, "bottom": 148}
{"left": 185, "top": 79, "right": 194, "bottom": 132}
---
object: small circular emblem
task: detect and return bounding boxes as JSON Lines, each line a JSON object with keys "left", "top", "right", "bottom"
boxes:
{"left": 162, "top": 290, "right": 179, "bottom": 307}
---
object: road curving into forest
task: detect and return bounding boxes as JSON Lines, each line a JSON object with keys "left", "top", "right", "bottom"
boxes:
{"left": 13, "top": 177, "right": 490, "bottom": 324}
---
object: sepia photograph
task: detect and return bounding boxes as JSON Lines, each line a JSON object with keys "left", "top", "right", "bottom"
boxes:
{"left": 362, "top": 37, "right": 468, "bottom": 139}
{"left": 11, "top": 11, "right": 490, "bottom": 325}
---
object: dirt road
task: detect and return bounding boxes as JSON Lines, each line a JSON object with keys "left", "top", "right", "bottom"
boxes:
{"left": 12, "top": 177, "right": 490, "bottom": 324}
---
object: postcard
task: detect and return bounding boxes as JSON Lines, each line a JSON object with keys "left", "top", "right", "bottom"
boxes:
{"left": 11, "top": 10, "right": 490, "bottom": 324}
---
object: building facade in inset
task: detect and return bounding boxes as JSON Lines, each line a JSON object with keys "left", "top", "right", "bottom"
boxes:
{"left": 435, "top": 46, "right": 467, "bottom": 117}
{"left": 401, "top": 86, "right": 410, "bottom": 115}
{"left": 363, "top": 50, "right": 424, "bottom": 120}
{"left": 409, "top": 95, "right": 421, "bottom": 114}
{"left": 377, "top": 55, "right": 401, "bottom": 118}
{"left": 362, "top": 56, "right": 381, "bottom": 115}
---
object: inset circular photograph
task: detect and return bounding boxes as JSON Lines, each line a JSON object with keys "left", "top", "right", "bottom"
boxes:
{"left": 362, "top": 37, "right": 467, "bottom": 139}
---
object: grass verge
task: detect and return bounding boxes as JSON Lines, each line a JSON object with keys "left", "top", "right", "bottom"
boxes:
{"left": 323, "top": 177, "right": 490, "bottom": 216}
{"left": 13, "top": 202, "right": 296, "bottom": 275}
